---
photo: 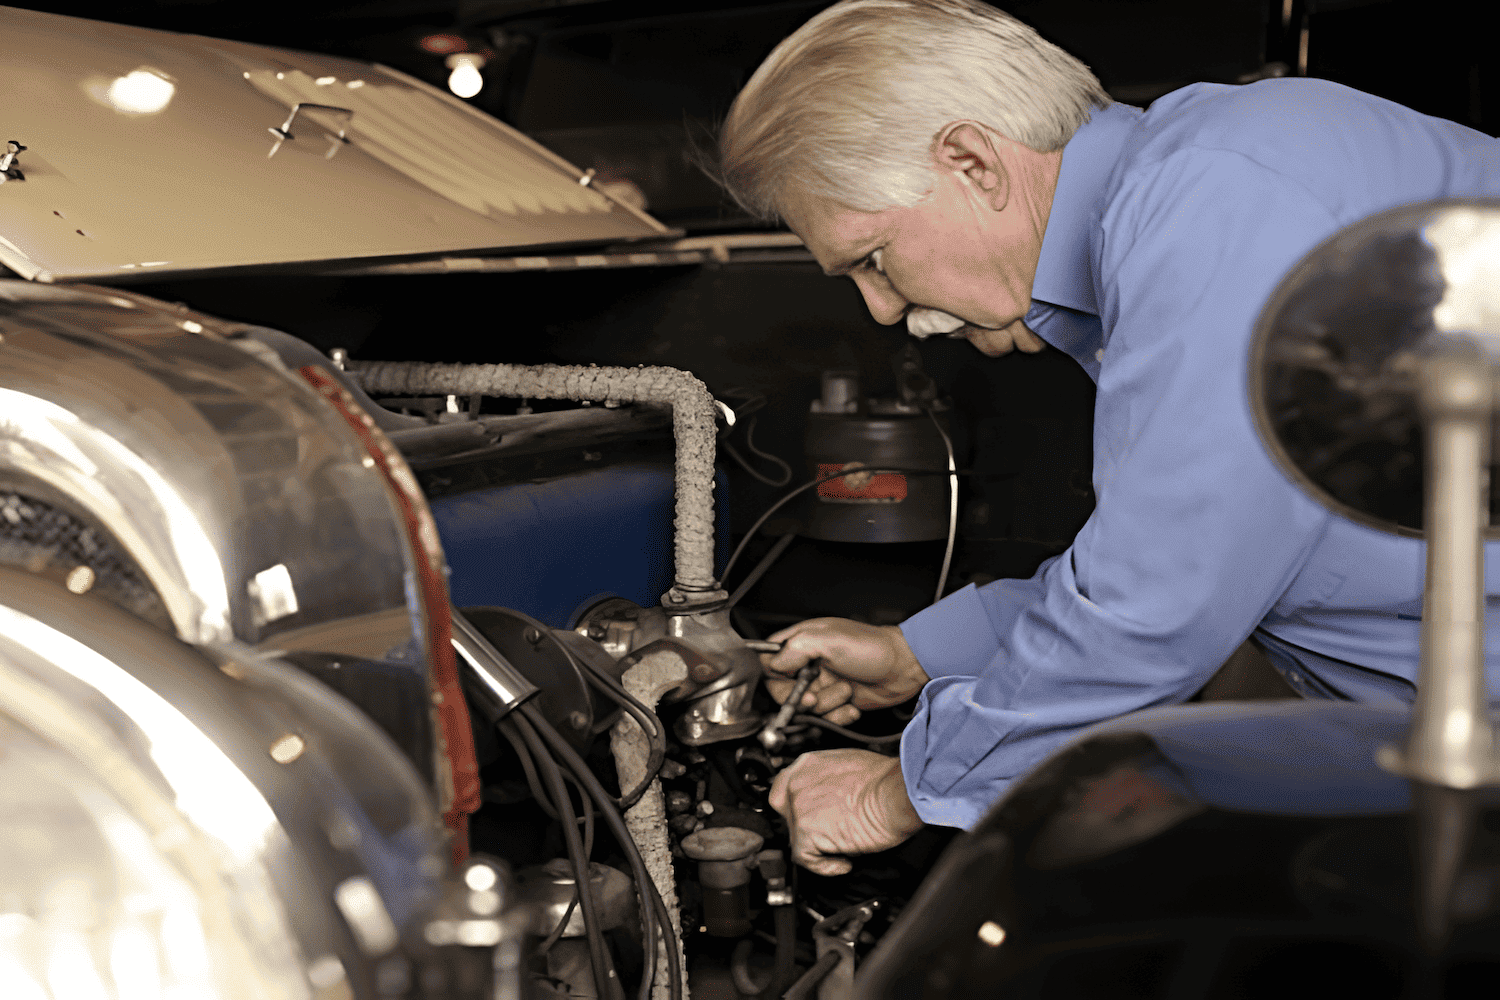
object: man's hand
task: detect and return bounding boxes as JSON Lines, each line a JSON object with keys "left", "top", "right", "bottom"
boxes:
{"left": 760, "top": 618, "right": 928, "bottom": 726}
{"left": 963, "top": 318, "right": 1047, "bottom": 357}
{"left": 769, "top": 749, "right": 923, "bottom": 875}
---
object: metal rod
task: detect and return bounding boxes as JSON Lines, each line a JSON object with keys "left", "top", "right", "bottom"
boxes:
{"left": 781, "top": 951, "right": 840, "bottom": 1000}
{"left": 451, "top": 607, "right": 539, "bottom": 722}
{"left": 1381, "top": 347, "right": 1497, "bottom": 786}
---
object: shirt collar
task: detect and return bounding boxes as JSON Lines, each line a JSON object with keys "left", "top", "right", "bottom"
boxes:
{"left": 1030, "top": 102, "right": 1143, "bottom": 316}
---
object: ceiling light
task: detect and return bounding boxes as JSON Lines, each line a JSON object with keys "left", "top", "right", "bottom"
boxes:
{"left": 445, "top": 53, "right": 485, "bottom": 99}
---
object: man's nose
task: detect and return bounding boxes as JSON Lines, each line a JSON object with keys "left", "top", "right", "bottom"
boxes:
{"left": 851, "top": 274, "right": 907, "bottom": 326}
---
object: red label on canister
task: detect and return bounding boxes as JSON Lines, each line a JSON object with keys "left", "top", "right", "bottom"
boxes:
{"left": 816, "top": 462, "right": 907, "bottom": 502}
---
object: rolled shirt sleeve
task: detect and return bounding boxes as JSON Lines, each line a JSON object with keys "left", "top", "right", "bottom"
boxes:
{"left": 898, "top": 151, "right": 1341, "bottom": 829}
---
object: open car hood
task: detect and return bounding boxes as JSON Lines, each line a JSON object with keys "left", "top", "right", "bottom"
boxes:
{"left": 0, "top": 5, "right": 671, "bottom": 283}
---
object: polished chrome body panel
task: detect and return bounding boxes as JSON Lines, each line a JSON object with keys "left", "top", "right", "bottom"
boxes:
{"left": 0, "top": 566, "right": 449, "bottom": 999}
{"left": 0, "top": 5, "right": 668, "bottom": 283}
{"left": 0, "top": 279, "right": 421, "bottom": 656}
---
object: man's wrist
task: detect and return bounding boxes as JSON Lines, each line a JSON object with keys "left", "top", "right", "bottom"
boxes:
{"left": 880, "top": 625, "right": 930, "bottom": 701}
{"left": 874, "top": 753, "right": 923, "bottom": 838}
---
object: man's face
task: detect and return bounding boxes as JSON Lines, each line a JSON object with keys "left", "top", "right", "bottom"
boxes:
{"left": 782, "top": 133, "right": 1058, "bottom": 356}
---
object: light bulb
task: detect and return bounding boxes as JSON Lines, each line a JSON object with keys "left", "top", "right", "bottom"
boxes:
{"left": 445, "top": 54, "right": 485, "bottom": 99}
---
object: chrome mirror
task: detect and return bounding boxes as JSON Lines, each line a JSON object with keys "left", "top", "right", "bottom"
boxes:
{"left": 1251, "top": 198, "right": 1500, "bottom": 789}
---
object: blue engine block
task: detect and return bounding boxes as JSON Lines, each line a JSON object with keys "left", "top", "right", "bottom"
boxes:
{"left": 430, "top": 461, "right": 728, "bottom": 628}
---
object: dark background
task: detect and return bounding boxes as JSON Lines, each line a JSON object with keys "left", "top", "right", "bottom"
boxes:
{"left": 7, "top": 0, "right": 1492, "bottom": 625}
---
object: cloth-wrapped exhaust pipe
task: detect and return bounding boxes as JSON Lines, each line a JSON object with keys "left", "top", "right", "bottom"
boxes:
{"left": 354, "top": 361, "right": 720, "bottom": 604}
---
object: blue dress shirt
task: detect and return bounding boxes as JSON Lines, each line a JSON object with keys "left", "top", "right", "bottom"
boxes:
{"left": 897, "top": 79, "right": 1500, "bottom": 829}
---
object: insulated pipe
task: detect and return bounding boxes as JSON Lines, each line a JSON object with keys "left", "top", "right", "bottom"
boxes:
{"left": 354, "top": 361, "right": 720, "bottom": 604}
{"left": 611, "top": 646, "right": 692, "bottom": 1000}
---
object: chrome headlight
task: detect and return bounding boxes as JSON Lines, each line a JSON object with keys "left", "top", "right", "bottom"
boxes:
{"left": 0, "top": 566, "right": 470, "bottom": 1000}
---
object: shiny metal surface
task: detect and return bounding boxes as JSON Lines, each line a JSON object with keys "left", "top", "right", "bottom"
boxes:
{"left": 0, "top": 6, "right": 667, "bottom": 283}
{"left": 1376, "top": 346, "right": 1500, "bottom": 788}
{"left": 0, "top": 566, "right": 450, "bottom": 999}
{"left": 1251, "top": 200, "right": 1500, "bottom": 789}
{"left": 665, "top": 608, "right": 765, "bottom": 745}
{"left": 517, "top": 860, "right": 636, "bottom": 939}
{"left": 1250, "top": 198, "right": 1500, "bottom": 536}
{"left": 450, "top": 607, "right": 540, "bottom": 722}
{"left": 0, "top": 279, "right": 422, "bottom": 655}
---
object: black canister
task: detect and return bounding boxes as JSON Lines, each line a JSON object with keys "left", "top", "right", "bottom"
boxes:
{"left": 802, "top": 371, "right": 951, "bottom": 543}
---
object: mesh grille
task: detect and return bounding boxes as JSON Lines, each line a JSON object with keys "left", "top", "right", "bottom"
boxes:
{"left": 0, "top": 491, "right": 174, "bottom": 632}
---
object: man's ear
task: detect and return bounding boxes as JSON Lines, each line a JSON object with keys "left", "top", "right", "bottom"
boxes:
{"left": 932, "top": 121, "right": 1009, "bottom": 212}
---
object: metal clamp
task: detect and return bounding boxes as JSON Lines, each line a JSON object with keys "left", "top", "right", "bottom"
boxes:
{"left": 1, "top": 140, "right": 26, "bottom": 182}
{"left": 267, "top": 104, "right": 353, "bottom": 159}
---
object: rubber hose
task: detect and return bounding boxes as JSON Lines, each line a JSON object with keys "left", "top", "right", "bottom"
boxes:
{"left": 727, "top": 905, "right": 797, "bottom": 999}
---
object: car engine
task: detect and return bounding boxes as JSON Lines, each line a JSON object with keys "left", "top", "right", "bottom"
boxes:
{"left": 0, "top": 276, "right": 953, "bottom": 1000}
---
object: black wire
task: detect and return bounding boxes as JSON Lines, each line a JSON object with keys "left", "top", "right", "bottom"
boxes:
{"left": 742, "top": 413, "right": 793, "bottom": 486}
{"left": 722, "top": 413, "right": 793, "bottom": 487}
{"left": 570, "top": 651, "right": 667, "bottom": 809}
{"left": 791, "top": 714, "right": 904, "bottom": 745}
{"left": 536, "top": 773, "right": 592, "bottom": 959}
{"left": 521, "top": 701, "right": 682, "bottom": 1000}
{"left": 527, "top": 704, "right": 670, "bottom": 1000}
{"left": 725, "top": 529, "right": 796, "bottom": 610}
{"left": 926, "top": 405, "right": 959, "bottom": 606}
{"left": 496, "top": 715, "right": 558, "bottom": 820}
{"left": 570, "top": 771, "right": 597, "bottom": 859}
{"left": 718, "top": 466, "right": 955, "bottom": 587}
{"left": 537, "top": 891, "right": 579, "bottom": 956}
{"left": 717, "top": 390, "right": 793, "bottom": 487}
{"left": 511, "top": 714, "right": 616, "bottom": 1000}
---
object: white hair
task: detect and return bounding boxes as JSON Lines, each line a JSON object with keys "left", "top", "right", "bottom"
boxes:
{"left": 718, "top": 0, "right": 1111, "bottom": 220}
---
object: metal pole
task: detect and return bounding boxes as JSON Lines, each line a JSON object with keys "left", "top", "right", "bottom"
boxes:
{"left": 1381, "top": 346, "right": 1497, "bottom": 787}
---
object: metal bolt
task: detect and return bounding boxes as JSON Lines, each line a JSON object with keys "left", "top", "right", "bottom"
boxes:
{"left": 524, "top": 626, "right": 543, "bottom": 645}
{"left": 567, "top": 711, "right": 588, "bottom": 730}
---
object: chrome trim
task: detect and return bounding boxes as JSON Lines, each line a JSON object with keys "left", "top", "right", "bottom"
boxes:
{"left": 451, "top": 606, "right": 540, "bottom": 721}
{"left": 0, "top": 279, "right": 421, "bottom": 656}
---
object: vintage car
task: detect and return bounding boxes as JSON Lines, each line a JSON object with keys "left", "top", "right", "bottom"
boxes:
{"left": 0, "top": 7, "right": 971, "bottom": 998}
{"left": 6, "top": 5, "right": 1500, "bottom": 1000}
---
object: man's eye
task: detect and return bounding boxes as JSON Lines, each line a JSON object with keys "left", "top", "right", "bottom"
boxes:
{"left": 863, "top": 249, "right": 886, "bottom": 275}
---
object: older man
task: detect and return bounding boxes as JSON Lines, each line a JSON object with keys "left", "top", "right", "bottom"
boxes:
{"left": 718, "top": 0, "right": 1500, "bottom": 875}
